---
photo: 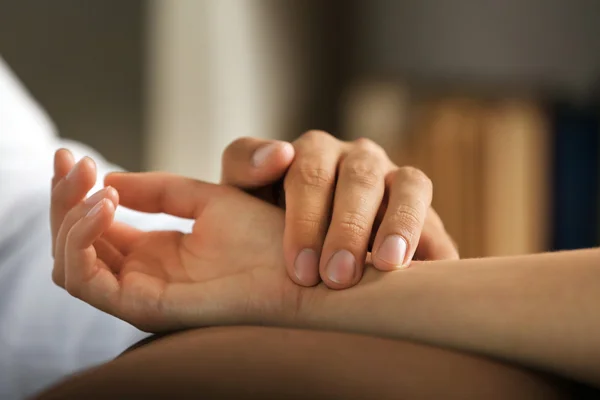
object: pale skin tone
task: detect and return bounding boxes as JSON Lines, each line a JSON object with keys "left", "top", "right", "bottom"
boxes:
{"left": 50, "top": 132, "right": 457, "bottom": 328}
{"left": 51, "top": 142, "right": 600, "bottom": 388}
{"left": 220, "top": 131, "right": 458, "bottom": 288}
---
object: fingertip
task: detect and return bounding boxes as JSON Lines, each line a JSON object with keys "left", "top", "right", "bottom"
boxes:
{"left": 64, "top": 156, "right": 97, "bottom": 190}
{"left": 53, "top": 148, "right": 76, "bottom": 182}
{"left": 278, "top": 141, "right": 295, "bottom": 163}
{"left": 104, "top": 197, "right": 116, "bottom": 217}
{"left": 321, "top": 249, "right": 360, "bottom": 290}
{"left": 372, "top": 257, "right": 409, "bottom": 272}
{"left": 80, "top": 156, "right": 97, "bottom": 176}
{"left": 104, "top": 172, "right": 126, "bottom": 189}
{"left": 89, "top": 199, "right": 116, "bottom": 232}
{"left": 86, "top": 198, "right": 107, "bottom": 219}
{"left": 105, "top": 198, "right": 116, "bottom": 221}
{"left": 290, "top": 248, "right": 320, "bottom": 286}
{"left": 252, "top": 140, "right": 294, "bottom": 169}
{"left": 373, "top": 234, "right": 409, "bottom": 270}
{"left": 66, "top": 199, "right": 112, "bottom": 254}
{"left": 105, "top": 186, "right": 120, "bottom": 208}
{"left": 55, "top": 148, "right": 74, "bottom": 164}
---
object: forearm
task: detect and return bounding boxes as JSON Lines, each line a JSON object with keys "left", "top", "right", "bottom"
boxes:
{"left": 299, "top": 248, "right": 600, "bottom": 386}
{"left": 35, "top": 327, "right": 573, "bottom": 400}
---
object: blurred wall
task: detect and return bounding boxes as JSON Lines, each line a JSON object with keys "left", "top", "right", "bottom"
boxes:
{"left": 3, "top": 0, "right": 598, "bottom": 179}
{"left": 0, "top": 0, "right": 330, "bottom": 181}
{"left": 0, "top": 0, "right": 145, "bottom": 171}
{"left": 353, "top": 0, "right": 600, "bottom": 98}
{"left": 145, "top": 0, "right": 313, "bottom": 181}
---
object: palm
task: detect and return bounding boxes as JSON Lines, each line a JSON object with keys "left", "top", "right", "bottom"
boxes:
{"left": 94, "top": 186, "right": 302, "bottom": 332}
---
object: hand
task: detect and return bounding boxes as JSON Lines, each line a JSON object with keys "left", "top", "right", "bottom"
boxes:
{"left": 221, "top": 131, "right": 458, "bottom": 289}
{"left": 50, "top": 149, "right": 302, "bottom": 332}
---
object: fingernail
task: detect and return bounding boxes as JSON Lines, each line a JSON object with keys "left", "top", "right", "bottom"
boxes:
{"left": 376, "top": 235, "right": 407, "bottom": 267}
{"left": 85, "top": 188, "right": 107, "bottom": 205}
{"left": 279, "top": 142, "right": 294, "bottom": 160}
{"left": 294, "top": 249, "right": 319, "bottom": 284}
{"left": 66, "top": 159, "right": 83, "bottom": 180}
{"left": 86, "top": 199, "right": 105, "bottom": 218}
{"left": 326, "top": 250, "right": 356, "bottom": 285}
{"left": 105, "top": 186, "right": 119, "bottom": 207}
{"left": 252, "top": 143, "right": 277, "bottom": 167}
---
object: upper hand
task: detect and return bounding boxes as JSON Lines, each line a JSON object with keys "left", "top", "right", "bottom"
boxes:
{"left": 50, "top": 150, "right": 301, "bottom": 332}
{"left": 221, "top": 131, "right": 458, "bottom": 290}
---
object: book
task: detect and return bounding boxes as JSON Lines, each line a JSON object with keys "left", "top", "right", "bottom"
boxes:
{"left": 406, "top": 96, "right": 479, "bottom": 258}
{"left": 551, "top": 102, "right": 600, "bottom": 250}
{"left": 407, "top": 96, "right": 551, "bottom": 257}
{"left": 344, "top": 87, "right": 554, "bottom": 258}
{"left": 480, "top": 99, "right": 551, "bottom": 256}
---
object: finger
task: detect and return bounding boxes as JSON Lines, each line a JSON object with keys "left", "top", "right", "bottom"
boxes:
{"left": 51, "top": 156, "right": 97, "bottom": 256}
{"left": 372, "top": 167, "right": 433, "bottom": 271}
{"left": 101, "top": 221, "right": 144, "bottom": 254}
{"left": 221, "top": 137, "right": 295, "bottom": 188}
{"left": 283, "top": 131, "right": 342, "bottom": 286}
{"left": 320, "top": 139, "right": 388, "bottom": 289}
{"left": 93, "top": 238, "right": 126, "bottom": 272}
{"left": 414, "top": 208, "right": 460, "bottom": 261}
{"left": 63, "top": 198, "right": 120, "bottom": 314}
{"left": 105, "top": 172, "right": 223, "bottom": 219}
{"left": 51, "top": 148, "right": 75, "bottom": 189}
{"left": 53, "top": 187, "right": 119, "bottom": 287}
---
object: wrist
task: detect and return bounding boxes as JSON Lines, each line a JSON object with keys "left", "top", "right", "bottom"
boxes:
{"left": 292, "top": 266, "right": 415, "bottom": 335}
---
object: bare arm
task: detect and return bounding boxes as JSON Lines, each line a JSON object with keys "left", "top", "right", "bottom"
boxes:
{"left": 34, "top": 326, "right": 573, "bottom": 400}
{"left": 50, "top": 166, "right": 600, "bottom": 387}
{"left": 300, "top": 248, "right": 600, "bottom": 387}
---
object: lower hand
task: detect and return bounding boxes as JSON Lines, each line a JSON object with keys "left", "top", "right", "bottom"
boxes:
{"left": 221, "top": 131, "right": 458, "bottom": 289}
{"left": 51, "top": 150, "right": 302, "bottom": 332}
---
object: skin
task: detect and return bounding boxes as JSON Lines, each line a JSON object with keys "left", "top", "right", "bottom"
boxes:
{"left": 301, "top": 248, "right": 600, "bottom": 387}
{"left": 220, "top": 132, "right": 458, "bottom": 289}
{"left": 51, "top": 148, "right": 600, "bottom": 388}
{"left": 34, "top": 327, "right": 575, "bottom": 400}
{"left": 51, "top": 150, "right": 299, "bottom": 331}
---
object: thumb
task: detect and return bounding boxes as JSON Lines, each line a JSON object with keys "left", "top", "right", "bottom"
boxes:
{"left": 105, "top": 172, "right": 223, "bottom": 220}
{"left": 221, "top": 137, "right": 295, "bottom": 188}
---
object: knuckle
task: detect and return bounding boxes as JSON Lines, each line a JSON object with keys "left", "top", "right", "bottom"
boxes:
{"left": 343, "top": 160, "right": 382, "bottom": 189}
{"left": 398, "top": 166, "right": 433, "bottom": 189}
{"left": 352, "top": 137, "right": 388, "bottom": 159}
{"left": 353, "top": 137, "right": 380, "bottom": 153}
{"left": 337, "top": 211, "right": 371, "bottom": 244}
{"left": 389, "top": 204, "right": 423, "bottom": 240}
{"left": 300, "top": 129, "right": 332, "bottom": 143}
{"left": 287, "top": 163, "right": 335, "bottom": 191}
{"left": 292, "top": 212, "right": 328, "bottom": 238}
{"left": 353, "top": 137, "right": 376, "bottom": 147}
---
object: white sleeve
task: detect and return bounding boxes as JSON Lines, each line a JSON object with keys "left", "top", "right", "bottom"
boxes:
{"left": 0, "top": 58, "right": 194, "bottom": 399}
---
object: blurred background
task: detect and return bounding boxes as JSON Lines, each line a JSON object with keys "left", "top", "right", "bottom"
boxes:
{"left": 1, "top": 0, "right": 599, "bottom": 258}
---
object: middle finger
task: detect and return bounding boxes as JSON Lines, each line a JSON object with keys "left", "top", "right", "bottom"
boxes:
{"left": 320, "top": 139, "right": 390, "bottom": 289}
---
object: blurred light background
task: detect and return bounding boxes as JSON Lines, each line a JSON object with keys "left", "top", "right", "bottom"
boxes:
{"left": 1, "top": 0, "right": 599, "bottom": 257}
